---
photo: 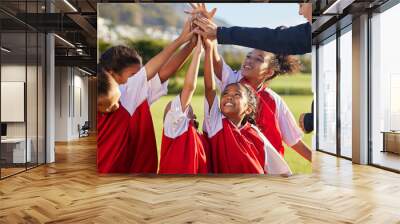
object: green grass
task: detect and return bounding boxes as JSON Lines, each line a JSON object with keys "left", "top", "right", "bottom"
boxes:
{"left": 269, "top": 74, "right": 312, "bottom": 95}
{"left": 151, "top": 94, "right": 313, "bottom": 174}
{"left": 167, "top": 74, "right": 312, "bottom": 96}
{"left": 269, "top": 74, "right": 311, "bottom": 90}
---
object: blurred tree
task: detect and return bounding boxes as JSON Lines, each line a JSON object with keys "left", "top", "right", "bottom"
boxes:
{"left": 223, "top": 52, "right": 243, "bottom": 71}
{"left": 97, "top": 39, "right": 311, "bottom": 95}
{"left": 99, "top": 39, "right": 112, "bottom": 55}
{"left": 299, "top": 54, "right": 311, "bottom": 74}
{"left": 126, "top": 39, "right": 166, "bottom": 64}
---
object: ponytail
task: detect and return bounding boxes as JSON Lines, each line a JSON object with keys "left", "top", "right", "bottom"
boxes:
{"left": 264, "top": 26, "right": 301, "bottom": 82}
{"left": 265, "top": 54, "right": 301, "bottom": 82}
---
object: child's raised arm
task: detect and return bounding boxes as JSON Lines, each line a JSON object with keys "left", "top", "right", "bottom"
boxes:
{"left": 144, "top": 18, "right": 194, "bottom": 81}
{"left": 180, "top": 36, "right": 203, "bottom": 111}
{"left": 193, "top": 21, "right": 222, "bottom": 81}
{"left": 212, "top": 40, "right": 223, "bottom": 81}
{"left": 203, "top": 37, "right": 216, "bottom": 108}
{"left": 158, "top": 35, "right": 198, "bottom": 83}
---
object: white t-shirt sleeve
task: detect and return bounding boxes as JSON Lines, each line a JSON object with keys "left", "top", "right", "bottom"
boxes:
{"left": 251, "top": 125, "right": 292, "bottom": 176}
{"left": 147, "top": 74, "right": 169, "bottom": 105}
{"left": 215, "top": 58, "right": 242, "bottom": 91}
{"left": 268, "top": 89, "right": 303, "bottom": 147}
{"left": 119, "top": 67, "right": 149, "bottom": 116}
{"left": 203, "top": 95, "right": 223, "bottom": 138}
{"left": 163, "top": 95, "right": 190, "bottom": 139}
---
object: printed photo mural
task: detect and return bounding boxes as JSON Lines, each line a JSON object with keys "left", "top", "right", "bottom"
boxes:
{"left": 97, "top": 3, "right": 313, "bottom": 175}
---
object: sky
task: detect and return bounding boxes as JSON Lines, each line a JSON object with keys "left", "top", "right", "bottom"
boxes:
{"left": 188, "top": 3, "right": 307, "bottom": 29}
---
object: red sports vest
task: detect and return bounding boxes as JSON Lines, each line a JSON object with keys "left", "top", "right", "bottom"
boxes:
{"left": 256, "top": 88, "right": 285, "bottom": 156}
{"left": 239, "top": 80, "right": 285, "bottom": 156}
{"left": 159, "top": 121, "right": 208, "bottom": 174}
{"left": 209, "top": 119, "right": 265, "bottom": 174}
{"left": 97, "top": 106, "right": 132, "bottom": 173}
{"left": 127, "top": 101, "right": 158, "bottom": 173}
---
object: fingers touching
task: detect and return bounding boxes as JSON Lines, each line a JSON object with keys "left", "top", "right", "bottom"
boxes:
{"left": 185, "top": 3, "right": 217, "bottom": 19}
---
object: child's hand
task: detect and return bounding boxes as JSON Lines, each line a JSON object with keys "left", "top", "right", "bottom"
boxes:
{"left": 201, "top": 36, "right": 213, "bottom": 51}
{"left": 188, "top": 28, "right": 198, "bottom": 47}
{"left": 184, "top": 3, "right": 217, "bottom": 20}
{"left": 178, "top": 18, "right": 195, "bottom": 43}
{"left": 193, "top": 17, "right": 218, "bottom": 41}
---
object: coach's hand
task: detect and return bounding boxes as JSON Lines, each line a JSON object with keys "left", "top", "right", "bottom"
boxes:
{"left": 193, "top": 17, "right": 218, "bottom": 41}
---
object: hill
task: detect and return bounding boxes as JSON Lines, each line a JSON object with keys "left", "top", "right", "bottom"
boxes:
{"left": 98, "top": 3, "right": 230, "bottom": 29}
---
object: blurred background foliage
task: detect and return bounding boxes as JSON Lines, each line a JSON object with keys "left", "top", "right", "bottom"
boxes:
{"left": 99, "top": 38, "right": 311, "bottom": 96}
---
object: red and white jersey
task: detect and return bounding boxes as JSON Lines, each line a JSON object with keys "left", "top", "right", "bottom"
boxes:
{"left": 120, "top": 67, "right": 169, "bottom": 173}
{"left": 97, "top": 67, "right": 168, "bottom": 173}
{"left": 215, "top": 60, "right": 303, "bottom": 155}
{"left": 97, "top": 106, "right": 132, "bottom": 173}
{"left": 203, "top": 95, "right": 292, "bottom": 175}
{"left": 159, "top": 95, "right": 208, "bottom": 174}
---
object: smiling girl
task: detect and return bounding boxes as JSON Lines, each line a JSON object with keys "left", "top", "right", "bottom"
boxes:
{"left": 211, "top": 46, "right": 312, "bottom": 162}
{"left": 202, "top": 38, "right": 292, "bottom": 175}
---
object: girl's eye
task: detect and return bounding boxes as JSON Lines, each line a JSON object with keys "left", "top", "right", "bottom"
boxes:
{"left": 256, "top": 58, "right": 263, "bottom": 62}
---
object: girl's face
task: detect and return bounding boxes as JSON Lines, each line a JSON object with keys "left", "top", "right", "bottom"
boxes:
{"left": 97, "top": 77, "right": 121, "bottom": 113}
{"left": 111, "top": 64, "right": 141, "bottom": 85}
{"left": 220, "top": 84, "right": 252, "bottom": 126}
{"left": 241, "top": 49, "right": 274, "bottom": 86}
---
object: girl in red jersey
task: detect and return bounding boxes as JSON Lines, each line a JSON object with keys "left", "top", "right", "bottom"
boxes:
{"left": 159, "top": 37, "right": 209, "bottom": 174}
{"left": 211, "top": 48, "right": 312, "bottom": 163}
{"left": 192, "top": 13, "right": 312, "bottom": 163}
{"left": 97, "top": 18, "right": 198, "bottom": 173}
{"left": 202, "top": 38, "right": 292, "bottom": 175}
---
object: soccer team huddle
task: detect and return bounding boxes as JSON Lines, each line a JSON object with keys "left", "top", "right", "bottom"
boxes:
{"left": 97, "top": 4, "right": 312, "bottom": 175}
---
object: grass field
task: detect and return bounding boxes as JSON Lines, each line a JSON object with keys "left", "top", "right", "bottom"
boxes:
{"left": 150, "top": 92, "right": 313, "bottom": 174}
{"left": 169, "top": 74, "right": 312, "bottom": 96}
{"left": 268, "top": 74, "right": 312, "bottom": 95}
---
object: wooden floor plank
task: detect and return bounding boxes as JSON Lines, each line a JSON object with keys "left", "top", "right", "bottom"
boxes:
{"left": 0, "top": 135, "right": 399, "bottom": 223}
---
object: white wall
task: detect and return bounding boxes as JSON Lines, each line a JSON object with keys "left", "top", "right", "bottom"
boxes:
{"left": 1, "top": 65, "right": 34, "bottom": 138}
{"left": 1, "top": 63, "right": 46, "bottom": 164}
{"left": 72, "top": 73, "right": 89, "bottom": 138}
{"left": 55, "top": 66, "right": 69, "bottom": 141}
{"left": 54, "top": 67, "right": 89, "bottom": 141}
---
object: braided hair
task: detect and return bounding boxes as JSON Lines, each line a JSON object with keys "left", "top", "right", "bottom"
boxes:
{"left": 263, "top": 26, "right": 301, "bottom": 82}
{"left": 264, "top": 54, "right": 301, "bottom": 82}
{"left": 224, "top": 83, "right": 259, "bottom": 126}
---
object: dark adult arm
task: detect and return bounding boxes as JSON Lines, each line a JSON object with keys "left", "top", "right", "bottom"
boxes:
{"left": 303, "top": 100, "right": 314, "bottom": 133}
{"left": 216, "top": 22, "right": 311, "bottom": 55}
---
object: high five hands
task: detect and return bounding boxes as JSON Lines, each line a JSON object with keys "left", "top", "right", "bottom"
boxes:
{"left": 184, "top": 3, "right": 218, "bottom": 44}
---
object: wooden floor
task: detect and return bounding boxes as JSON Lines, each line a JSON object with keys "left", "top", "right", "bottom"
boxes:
{"left": 1, "top": 167, "right": 26, "bottom": 178}
{"left": 1, "top": 135, "right": 400, "bottom": 223}
{"left": 372, "top": 151, "right": 400, "bottom": 171}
